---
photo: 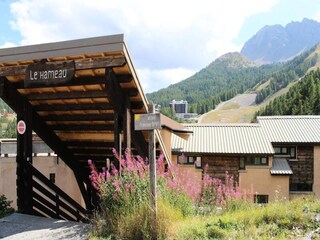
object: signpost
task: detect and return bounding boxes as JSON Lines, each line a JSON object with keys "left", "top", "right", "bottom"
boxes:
{"left": 25, "top": 60, "right": 75, "bottom": 87}
{"left": 134, "top": 113, "right": 161, "bottom": 131}
{"left": 134, "top": 106, "right": 161, "bottom": 239}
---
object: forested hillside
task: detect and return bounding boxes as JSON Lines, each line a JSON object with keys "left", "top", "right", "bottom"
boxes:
{"left": 147, "top": 45, "right": 320, "bottom": 115}
{"left": 255, "top": 45, "right": 320, "bottom": 104}
{"left": 254, "top": 69, "right": 320, "bottom": 118}
{"left": 0, "top": 98, "right": 16, "bottom": 138}
{"left": 147, "top": 53, "right": 280, "bottom": 114}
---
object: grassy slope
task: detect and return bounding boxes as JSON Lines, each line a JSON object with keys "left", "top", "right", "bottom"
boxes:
{"left": 199, "top": 81, "right": 298, "bottom": 123}
{"left": 199, "top": 45, "right": 320, "bottom": 123}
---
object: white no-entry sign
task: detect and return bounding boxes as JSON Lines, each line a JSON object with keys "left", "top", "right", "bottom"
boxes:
{"left": 17, "top": 120, "right": 26, "bottom": 135}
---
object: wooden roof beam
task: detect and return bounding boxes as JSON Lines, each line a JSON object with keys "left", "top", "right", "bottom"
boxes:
{"left": 0, "top": 55, "right": 126, "bottom": 77}
{"left": 14, "top": 76, "right": 108, "bottom": 89}
{"left": 26, "top": 90, "right": 108, "bottom": 101}
{"left": 50, "top": 124, "right": 114, "bottom": 131}
{"left": 65, "top": 141, "right": 115, "bottom": 148}
{"left": 42, "top": 113, "right": 114, "bottom": 121}
{"left": 0, "top": 77, "right": 91, "bottom": 208}
{"left": 33, "top": 102, "right": 113, "bottom": 111}
{"left": 105, "top": 67, "right": 125, "bottom": 114}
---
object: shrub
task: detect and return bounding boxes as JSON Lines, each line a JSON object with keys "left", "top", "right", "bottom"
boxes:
{"left": 197, "top": 167, "right": 253, "bottom": 215}
{"left": 88, "top": 149, "right": 198, "bottom": 238}
{"left": 88, "top": 150, "right": 255, "bottom": 238}
{"left": 0, "top": 194, "right": 14, "bottom": 218}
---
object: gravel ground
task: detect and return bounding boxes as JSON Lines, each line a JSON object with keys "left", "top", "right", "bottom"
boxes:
{"left": 0, "top": 213, "right": 90, "bottom": 240}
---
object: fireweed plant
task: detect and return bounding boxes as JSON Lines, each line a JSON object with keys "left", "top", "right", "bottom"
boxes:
{"left": 88, "top": 149, "right": 253, "bottom": 237}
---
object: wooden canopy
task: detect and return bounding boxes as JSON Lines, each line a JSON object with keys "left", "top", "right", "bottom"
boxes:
{"left": 0, "top": 35, "right": 151, "bottom": 167}
{"left": 0, "top": 34, "right": 190, "bottom": 216}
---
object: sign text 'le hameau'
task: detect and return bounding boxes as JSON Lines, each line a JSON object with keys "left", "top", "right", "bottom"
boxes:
{"left": 25, "top": 60, "right": 75, "bottom": 87}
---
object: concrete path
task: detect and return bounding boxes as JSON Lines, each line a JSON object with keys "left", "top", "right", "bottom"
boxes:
{"left": 0, "top": 213, "right": 90, "bottom": 240}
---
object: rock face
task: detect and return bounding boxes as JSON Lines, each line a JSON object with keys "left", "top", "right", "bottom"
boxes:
{"left": 241, "top": 18, "right": 320, "bottom": 63}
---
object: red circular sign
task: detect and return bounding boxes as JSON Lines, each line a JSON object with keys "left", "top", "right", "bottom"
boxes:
{"left": 17, "top": 120, "right": 26, "bottom": 135}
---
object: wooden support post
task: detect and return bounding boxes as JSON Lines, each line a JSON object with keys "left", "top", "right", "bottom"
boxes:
{"left": 1, "top": 77, "right": 91, "bottom": 211}
{"left": 148, "top": 103, "right": 157, "bottom": 240}
{"left": 123, "top": 98, "right": 131, "bottom": 151}
{"left": 16, "top": 101, "right": 33, "bottom": 214}
{"left": 114, "top": 113, "right": 121, "bottom": 165}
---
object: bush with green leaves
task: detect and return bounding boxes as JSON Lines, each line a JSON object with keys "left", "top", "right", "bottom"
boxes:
{"left": 88, "top": 149, "right": 197, "bottom": 238}
{"left": 88, "top": 149, "right": 254, "bottom": 239}
{"left": 0, "top": 194, "right": 14, "bottom": 218}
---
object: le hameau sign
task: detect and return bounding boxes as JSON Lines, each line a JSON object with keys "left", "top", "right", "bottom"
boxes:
{"left": 25, "top": 60, "right": 75, "bottom": 87}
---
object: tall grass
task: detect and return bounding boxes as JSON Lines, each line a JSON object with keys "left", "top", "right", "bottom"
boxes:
{"left": 88, "top": 149, "right": 197, "bottom": 239}
{"left": 172, "top": 197, "right": 320, "bottom": 239}
{"left": 88, "top": 149, "right": 287, "bottom": 239}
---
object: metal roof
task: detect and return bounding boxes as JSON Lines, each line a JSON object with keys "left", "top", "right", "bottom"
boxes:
{"left": 270, "top": 158, "right": 293, "bottom": 175}
{"left": 172, "top": 124, "right": 274, "bottom": 155}
{"left": 258, "top": 116, "right": 320, "bottom": 144}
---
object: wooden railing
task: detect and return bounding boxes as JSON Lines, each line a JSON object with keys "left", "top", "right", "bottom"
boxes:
{"left": 23, "top": 161, "right": 89, "bottom": 222}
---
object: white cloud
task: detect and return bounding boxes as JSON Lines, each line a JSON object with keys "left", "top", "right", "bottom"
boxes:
{"left": 137, "top": 67, "right": 195, "bottom": 93}
{"left": 0, "top": 42, "right": 17, "bottom": 48}
{"left": 9, "top": 0, "right": 278, "bottom": 92}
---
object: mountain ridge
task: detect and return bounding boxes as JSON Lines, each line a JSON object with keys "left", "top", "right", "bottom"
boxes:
{"left": 147, "top": 43, "right": 320, "bottom": 117}
{"left": 241, "top": 18, "right": 320, "bottom": 63}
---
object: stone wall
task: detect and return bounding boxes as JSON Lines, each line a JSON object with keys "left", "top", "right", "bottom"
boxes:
{"left": 202, "top": 155, "right": 240, "bottom": 183}
{"left": 288, "top": 146, "right": 314, "bottom": 191}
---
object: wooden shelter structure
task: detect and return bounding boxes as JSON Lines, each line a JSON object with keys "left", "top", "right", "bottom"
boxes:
{"left": 0, "top": 35, "right": 164, "bottom": 221}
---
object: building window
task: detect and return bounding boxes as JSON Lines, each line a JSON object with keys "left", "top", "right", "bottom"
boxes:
{"left": 49, "top": 173, "right": 55, "bottom": 183}
{"left": 274, "top": 146, "right": 296, "bottom": 159}
{"left": 240, "top": 158, "right": 245, "bottom": 170}
{"left": 187, "top": 156, "right": 197, "bottom": 164}
{"left": 239, "top": 156, "right": 269, "bottom": 169}
{"left": 254, "top": 194, "right": 268, "bottom": 204}
{"left": 195, "top": 157, "right": 202, "bottom": 169}
{"left": 178, "top": 155, "right": 202, "bottom": 169}
{"left": 290, "top": 183, "right": 312, "bottom": 192}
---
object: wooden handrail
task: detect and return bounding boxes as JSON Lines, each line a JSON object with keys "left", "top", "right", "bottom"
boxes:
{"left": 23, "top": 161, "right": 89, "bottom": 222}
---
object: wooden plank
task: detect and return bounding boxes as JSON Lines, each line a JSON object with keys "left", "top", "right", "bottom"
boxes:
{"left": 65, "top": 141, "right": 114, "bottom": 148}
{"left": 50, "top": 124, "right": 114, "bottom": 131}
{"left": 0, "top": 65, "right": 28, "bottom": 77}
{"left": 26, "top": 90, "right": 108, "bottom": 101}
{"left": 113, "top": 113, "right": 121, "bottom": 157}
{"left": 31, "top": 163, "right": 87, "bottom": 215}
{"left": 33, "top": 102, "right": 113, "bottom": 111}
{"left": 0, "top": 56, "right": 126, "bottom": 76}
{"left": 33, "top": 198, "right": 57, "bottom": 219}
{"left": 123, "top": 88, "right": 138, "bottom": 97}
{"left": 105, "top": 67, "right": 125, "bottom": 114}
{"left": 42, "top": 113, "right": 114, "bottom": 121}
{"left": 0, "top": 78, "right": 3, "bottom": 97}
{"left": 0, "top": 77, "right": 91, "bottom": 209}
{"left": 16, "top": 101, "right": 33, "bottom": 215}
{"left": 117, "top": 74, "right": 133, "bottom": 83}
{"left": 56, "top": 132, "right": 114, "bottom": 141}
{"left": 124, "top": 98, "right": 131, "bottom": 150}
{"left": 14, "top": 75, "right": 107, "bottom": 89}
{"left": 33, "top": 184, "right": 79, "bottom": 221}
{"left": 75, "top": 55, "right": 126, "bottom": 70}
